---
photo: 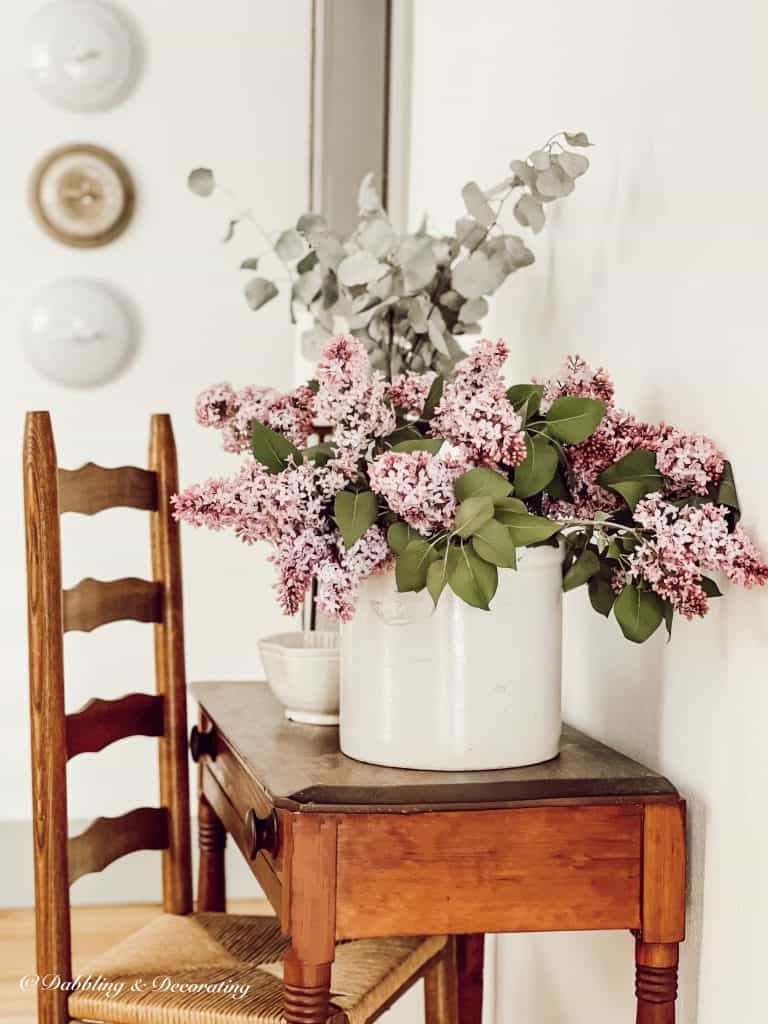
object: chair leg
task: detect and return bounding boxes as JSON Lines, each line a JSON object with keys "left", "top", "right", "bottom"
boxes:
{"left": 455, "top": 934, "right": 484, "bottom": 1024}
{"left": 284, "top": 950, "right": 332, "bottom": 1024}
{"left": 197, "top": 793, "right": 226, "bottom": 912}
{"left": 425, "top": 939, "right": 459, "bottom": 1024}
{"left": 635, "top": 941, "right": 679, "bottom": 1024}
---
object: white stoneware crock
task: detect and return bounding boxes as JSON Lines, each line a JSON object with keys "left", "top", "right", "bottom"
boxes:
{"left": 340, "top": 545, "right": 563, "bottom": 770}
{"left": 259, "top": 631, "right": 339, "bottom": 725}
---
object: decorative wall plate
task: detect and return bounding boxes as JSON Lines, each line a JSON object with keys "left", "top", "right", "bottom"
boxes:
{"left": 25, "top": 0, "right": 138, "bottom": 112}
{"left": 30, "top": 143, "right": 134, "bottom": 248}
{"left": 22, "top": 279, "right": 134, "bottom": 388}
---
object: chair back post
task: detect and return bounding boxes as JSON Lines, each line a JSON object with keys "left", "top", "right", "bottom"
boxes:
{"left": 23, "top": 411, "right": 72, "bottom": 1024}
{"left": 149, "top": 414, "right": 193, "bottom": 914}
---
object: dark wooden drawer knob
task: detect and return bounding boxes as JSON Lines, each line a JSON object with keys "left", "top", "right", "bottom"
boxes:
{"left": 245, "top": 808, "right": 279, "bottom": 859}
{"left": 189, "top": 725, "right": 216, "bottom": 762}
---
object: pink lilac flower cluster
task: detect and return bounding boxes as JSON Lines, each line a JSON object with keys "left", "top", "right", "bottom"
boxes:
{"left": 315, "top": 334, "right": 396, "bottom": 479}
{"left": 388, "top": 370, "right": 437, "bottom": 418}
{"left": 431, "top": 340, "right": 526, "bottom": 467}
{"left": 171, "top": 457, "right": 391, "bottom": 620}
{"left": 624, "top": 494, "right": 768, "bottom": 619}
{"left": 194, "top": 382, "right": 315, "bottom": 453}
{"left": 368, "top": 446, "right": 472, "bottom": 536}
{"left": 541, "top": 356, "right": 726, "bottom": 518}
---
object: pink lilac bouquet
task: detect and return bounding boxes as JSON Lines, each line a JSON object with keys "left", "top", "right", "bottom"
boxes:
{"left": 174, "top": 338, "right": 768, "bottom": 643}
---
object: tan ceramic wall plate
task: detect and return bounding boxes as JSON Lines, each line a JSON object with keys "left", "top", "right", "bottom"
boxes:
{"left": 30, "top": 143, "right": 134, "bottom": 248}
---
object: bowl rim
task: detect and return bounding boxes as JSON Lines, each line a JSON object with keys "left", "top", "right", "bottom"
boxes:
{"left": 259, "top": 630, "right": 340, "bottom": 657}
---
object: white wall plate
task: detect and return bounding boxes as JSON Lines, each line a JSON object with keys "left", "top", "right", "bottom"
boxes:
{"left": 22, "top": 279, "right": 134, "bottom": 387}
{"left": 25, "top": 0, "right": 139, "bottom": 112}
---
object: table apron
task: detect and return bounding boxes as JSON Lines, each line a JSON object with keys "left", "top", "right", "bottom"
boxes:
{"left": 334, "top": 804, "right": 643, "bottom": 939}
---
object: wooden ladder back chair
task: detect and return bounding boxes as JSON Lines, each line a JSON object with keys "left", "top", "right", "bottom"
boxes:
{"left": 24, "top": 411, "right": 192, "bottom": 1024}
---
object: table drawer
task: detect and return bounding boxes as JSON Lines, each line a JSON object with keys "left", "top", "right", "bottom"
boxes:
{"left": 335, "top": 804, "right": 643, "bottom": 938}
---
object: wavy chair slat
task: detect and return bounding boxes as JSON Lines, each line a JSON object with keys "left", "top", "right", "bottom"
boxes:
{"left": 66, "top": 693, "right": 165, "bottom": 759}
{"left": 58, "top": 463, "right": 158, "bottom": 515}
{"left": 68, "top": 807, "right": 169, "bottom": 885}
{"left": 63, "top": 577, "right": 163, "bottom": 633}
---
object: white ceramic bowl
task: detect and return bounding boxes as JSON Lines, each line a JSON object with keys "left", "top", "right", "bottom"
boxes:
{"left": 258, "top": 631, "right": 340, "bottom": 726}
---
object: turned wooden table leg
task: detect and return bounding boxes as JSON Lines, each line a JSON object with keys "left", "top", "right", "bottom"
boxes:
{"left": 425, "top": 938, "right": 459, "bottom": 1024}
{"left": 636, "top": 941, "right": 679, "bottom": 1024}
{"left": 197, "top": 792, "right": 226, "bottom": 911}
{"left": 636, "top": 802, "right": 686, "bottom": 1024}
{"left": 456, "top": 933, "right": 484, "bottom": 1024}
{"left": 283, "top": 815, "right": 337, "bottom": 1024}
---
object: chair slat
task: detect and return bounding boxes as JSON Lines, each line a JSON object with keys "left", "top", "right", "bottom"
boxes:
{"left": 58, "top": 463, "right": 158, "bottom": 515}
{"left": 66, "top": 693, "right": 165, "bottom": 760}
{"left": 63, "top": 577, "right": 163, "bottom": 633}
{"left": 68, "top": 807, "right": 168, "bottom": 885}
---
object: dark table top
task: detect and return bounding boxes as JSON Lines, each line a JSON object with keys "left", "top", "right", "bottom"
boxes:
{"left": 191, "top": 680, "right": 677, "bottom": 812}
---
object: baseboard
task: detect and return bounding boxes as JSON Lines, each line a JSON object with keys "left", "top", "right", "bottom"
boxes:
{"left": 0, "top": 819, "right": 262, "bottom": 909}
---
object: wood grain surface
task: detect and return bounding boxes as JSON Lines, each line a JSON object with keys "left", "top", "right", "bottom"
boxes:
{"left": 58, "top": 462, "right": 157, "bottom": 515}
{"left": 335, "top": 805, "right": 643, "bottom": 938}
{"left": 192, "top": 680, "right": 678, "bottom": 811}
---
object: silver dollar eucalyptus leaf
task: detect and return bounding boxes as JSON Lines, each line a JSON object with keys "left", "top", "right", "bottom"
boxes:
{"left": 461, "top": 182, "right": 495, "bottom": 228}
{"left": 439, "top": 290, "right": 464, "bottom": 312}
{"left": 452, "top": 252, "right": 496, "bottom": 298}
{"left": 359, "top": 217, "right": 397, "bottom": 258}
{"left": 244, "top": 277, "right": 278, "bottom": 311}
{"left": 564, "top": 131, "right": 593, "bottom": 147}
{"left": 427, "top": 307, "right": 450, "bottom": 356}
{"left": 554, "top": 151, "right": 590, "bottom": 178}
{"left": 529, "top": 150, "right": 551, "bottom": 171}
{"left": 405, "top": 295, "right": 429, "bottom": 332}
{"left": 338, "top": 250, "right": 387, "bottom": 287}
{"left": 275, "top": 229, "right": 305, "bottom": 261}
{"left": 313, "top": 235, "right": 346, "bottom": 270}
{"left": 188, "top": 167, "right": 215, "bottom": 196}
{"left": 293, "top": 267, "right": 323, "bottom": 305}
{"left": 509, "top": 160, "right": 536, "bottom": 190}
{"left": 399, "top": 237, "right": 437, "bottom": 292}
{"left": 536, "top": 167, "right": 569, "bottom": 199}
{"left": 514, "top": 194, "right": 545, "bottom": 234}
{"left": 358, "top": 172, "right": 383, "bottom": 215}
{"left": 455, "top": 217, "right": 488, "bottom": 249}
{"left": 296, "top": 213, "right": 327, "bottom": 238}
{"left": 240, "top": 257, "right": 259, "bottom": 270}
{"left": 459, "top": 297, "right": 488, "bottom": 323}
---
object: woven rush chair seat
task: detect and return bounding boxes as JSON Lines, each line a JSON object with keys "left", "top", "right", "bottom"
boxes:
{"left": 69, "top": 912, "right": 446, "bottom": 1024}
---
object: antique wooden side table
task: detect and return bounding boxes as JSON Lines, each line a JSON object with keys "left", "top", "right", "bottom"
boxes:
{"left": 191, "top": 681, "right": 686, "bottom": 1024}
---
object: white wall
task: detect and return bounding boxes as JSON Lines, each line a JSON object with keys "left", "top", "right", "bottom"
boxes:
{"left": 408, "top": 2, "right": 768, "bottom": 1022}
{"left": 0, "top": 1, "right": 310, "bottom": 830}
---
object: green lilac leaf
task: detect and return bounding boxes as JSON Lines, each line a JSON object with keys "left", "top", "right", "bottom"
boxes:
{"left": 506, "top": 383, "right": 543, "bottom": 416}
{"left": 545, "top": 396, "right": 606, "bottom": 444}
{"left": 454, "top": 495, "right": 495, "bottom": 538}
{"left": 588, "top": 576, "right": 615, "bottom": 617}
{"left": 701, "top": 576, "right": 723, "bottom": 598}
{"left": 334, "top": 491, "right": 378, "bottom": 550}
{"left": 387, "top": 522, "right": 419, "bottom": 555}
{"left": 395, "top": 539, "right": 436, "bottom": 592}
{"left": 562, "top": 548, "right": 600, "bottom": 592}
{"left": 471, "top": 518, "right": 518, "bottom": 568}
{"left": 251, "top": 421, "right": 302, "bottom": 474}
{"left": 493, "top": 497, "right": 529, "bottom": 522}
{"left": 613, "top": 585, "right": 664, "bottom": 643}
{"left": 391, "top": 438, "right": 445, "bottom": 454}
{"left": 449, "top": 546, "right": 498, "bottom": 610}
{"left": 455, "top": 467, "right": 513, "bottom": 502}
{"left": 503, "top": 511, "right": 562, "bottom": 547}
{"left": 421, "top": 375, "right": 444, "bottom": 420}
{"left": 514, "top": 436, "right": 558, "bottom": 499}
{"left": 597, "top": 449, "right": 662, "bottom": 511}
{"left": 715, "top": 461, "right": 740, "bottom": 522}
{"left": 426, "top": 547, "right": 460, "bottom": 606}
{"left": 302, "top": 441, "right": 335, "bottom": 466}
